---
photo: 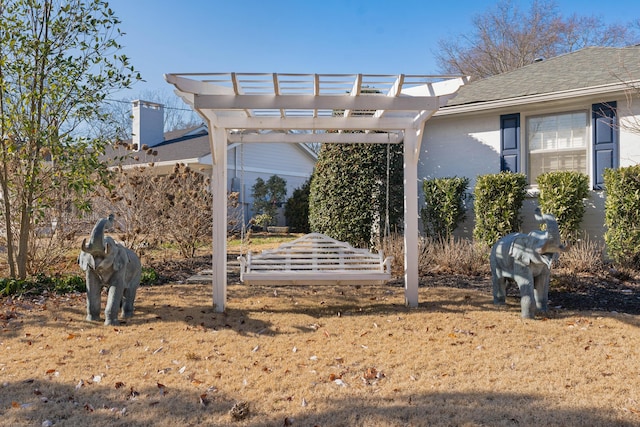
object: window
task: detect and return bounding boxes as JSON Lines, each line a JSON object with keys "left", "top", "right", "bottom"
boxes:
{"left": 526, "top": 111, "right": 588, "bottom": 184}
{"left": 500, "top": 103, "right": 617, "bottom": 189}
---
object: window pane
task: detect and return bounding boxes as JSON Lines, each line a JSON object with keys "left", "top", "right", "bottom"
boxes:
{"left": 527, "top": 111, "right": 587, "bottom": 182}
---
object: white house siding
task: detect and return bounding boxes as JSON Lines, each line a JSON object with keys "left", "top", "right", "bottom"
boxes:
{"left": 420, "top": 95, "right": 640, "bottom": 242}
{"left": 226, "top": 142, "right": 315, "bottom": 226}
{"left": 421, "top": 114, "right": 501, "bottom": 189}
{"left": 419, "top": 113, "right": 501, "bottom": 239}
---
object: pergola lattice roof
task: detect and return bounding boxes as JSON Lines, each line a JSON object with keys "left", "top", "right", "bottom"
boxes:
{"left": 165, "top": 73, "right": 467, "bottom": 144}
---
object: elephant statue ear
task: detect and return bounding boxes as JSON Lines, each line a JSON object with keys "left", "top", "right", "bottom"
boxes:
{"left": 78, "top": 249, "right": 95, "bottom": 271}
{"left": 106, "top": 239, "right": 129, "bottom": 271}
{"left": 509, "top": 235, "right": 541, "bottom": 265}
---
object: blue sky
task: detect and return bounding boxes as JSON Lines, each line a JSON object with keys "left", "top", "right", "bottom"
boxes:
{"left": 107, "top": 0, "right": 639, "bottom": 99}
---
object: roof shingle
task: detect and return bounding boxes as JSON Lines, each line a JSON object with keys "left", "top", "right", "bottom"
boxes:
{"left": 447, "top": 46, "right": 640, "bottom": 107}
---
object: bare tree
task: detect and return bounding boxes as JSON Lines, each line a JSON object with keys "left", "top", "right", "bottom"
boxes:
{"left": 436, "top": 0, "right": 638, "bottom": 78}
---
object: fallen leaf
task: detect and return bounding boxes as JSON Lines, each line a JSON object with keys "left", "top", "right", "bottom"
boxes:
{"left": 364, "top": 367, "right": 377, "bottom": 380}
{"left": 199, "top": 393, "right": 209, "bottom": 406}
{"left": 128, "top": 387, "right": 139, "bottom": 399}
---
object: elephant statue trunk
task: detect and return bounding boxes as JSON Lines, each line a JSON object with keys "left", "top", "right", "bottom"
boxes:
{"left": 78, "top": 215, "right": 142, "bottom": 325}
{"left": 532, "top": 208, "right": 565, "bottom": 261}
{"left": 490, "top": 208, "right": 566, "bottom": 319}
{"left": 81, "top": 214, "right": 114, "bottom": 257}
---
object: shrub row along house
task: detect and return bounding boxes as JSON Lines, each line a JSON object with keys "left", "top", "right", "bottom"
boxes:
{"left": 116, "top": 46, "right": 640, "bottom": 243}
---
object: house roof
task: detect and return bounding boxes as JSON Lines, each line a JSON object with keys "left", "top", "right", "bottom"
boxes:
{"left": 107, "top": 125, "right": 318, "bottom": 171}
{"left": 445, "top": 46, "right": 640, "bottom": 108}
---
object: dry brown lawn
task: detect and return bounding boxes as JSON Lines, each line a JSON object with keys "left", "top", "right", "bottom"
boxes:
{"left": 1, "top": 278, "right": 639, "bottom": 426}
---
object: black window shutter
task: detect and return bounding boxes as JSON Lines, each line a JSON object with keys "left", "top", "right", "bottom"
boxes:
{"left": 500, "top": 113, "right": 520, "bottom": 173}
{"left": 592, "top": 102, "right": 618, "bottom": 189}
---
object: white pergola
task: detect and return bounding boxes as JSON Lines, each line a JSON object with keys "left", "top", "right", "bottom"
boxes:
{"left": 164, "top": 72, "right": 467, "bottom": 312}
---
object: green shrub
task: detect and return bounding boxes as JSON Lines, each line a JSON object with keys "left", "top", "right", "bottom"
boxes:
{"left": 473, "top": 172, "right": 527, "bottom": 246}
{"left": 53, "top": 275, "right": 86, "bottom": 294}
{"left": 284, "top": 178, "right": 311, "bottom": 233}
{"left": 141, "top": 267, "right": 160, "bottom": 286}
{"left": 251, "top": 175, "right": 287, "bottom": 226}
{"left": 536, "top": 171, "right": 589, "bottom": 241}
{"left": 0, "top": 274, "right": 85, "bottom": 297}
{"left": 421, "top": 176, "right": 469, "bottom": 239}
{"left": 604, "top": 165, "right": 640, "bottom": 268}
{"left": 309, "top": 143, "right": 403, "bottom": 248}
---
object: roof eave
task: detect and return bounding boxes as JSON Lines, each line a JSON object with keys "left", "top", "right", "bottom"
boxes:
{"left": 436, "top": 80, "right": 640, "bottom": 116}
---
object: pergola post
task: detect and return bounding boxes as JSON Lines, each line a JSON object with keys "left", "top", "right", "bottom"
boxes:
{"left": 210, "top": 125, "right": 228, "bottom": 312}
{"left": 403, "top": 127, "right": 422, "bottom": 307}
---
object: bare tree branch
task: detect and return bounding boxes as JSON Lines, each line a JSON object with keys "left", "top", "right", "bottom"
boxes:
{"left": 435, "top": 0, "right": 639, "bottom": 78}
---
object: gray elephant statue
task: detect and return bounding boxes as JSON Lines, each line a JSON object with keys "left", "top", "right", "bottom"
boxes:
{"left": 490, "top": 208, "right": 565, "bottom": 318}
{"left": 78, "top": 214, "right": 142, "bottom": 325}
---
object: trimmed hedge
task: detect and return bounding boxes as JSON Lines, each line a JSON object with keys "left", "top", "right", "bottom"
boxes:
{"left": 473, "top": 172, "right": 527, "bottom": 246}
{"left": 421, "top": 176, "right": 469, "bottom": 239}
{"left": 284, "top": 178, "right": 311, "bottom": 233}
{"left": 309, "top": 143, "right": 403, "bottom": 248}
{"left": 536, "top": 171, "right": 589, "bottom": 241}
{"left": 604, "top": 165, "right": 640, "bottom": 267}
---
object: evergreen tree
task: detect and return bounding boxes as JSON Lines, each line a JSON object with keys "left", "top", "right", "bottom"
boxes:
{"left": 309, "top": 141, "right": 403, "bottom": 248}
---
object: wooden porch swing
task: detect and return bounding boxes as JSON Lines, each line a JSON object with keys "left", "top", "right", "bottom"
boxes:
{"left": 237, "top": 138, "right": 394, "bottom": 286}
{"left": 238, "top": 232, "right": 393, "bottom": 286}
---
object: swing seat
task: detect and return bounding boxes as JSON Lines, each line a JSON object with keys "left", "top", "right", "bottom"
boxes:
{"left": 238, "top": 233, "right": 393, "bottom": 285}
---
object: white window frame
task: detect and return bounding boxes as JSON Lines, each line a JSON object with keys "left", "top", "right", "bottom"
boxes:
{"left": 525, "top": 109, "right": 589, "bottom": 185}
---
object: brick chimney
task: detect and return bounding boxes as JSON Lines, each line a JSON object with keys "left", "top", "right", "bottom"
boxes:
{"left": 132, "top": 100, "right": 164, "bottom": 150}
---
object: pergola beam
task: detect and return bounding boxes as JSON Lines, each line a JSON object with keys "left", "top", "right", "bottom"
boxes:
{"left": 227, "top": 131, "right": 403, "bottom": 144}
{"left": 213, "top": 115, "right": 418, "bottom": 131}
{"left": 194, "top": 94, "right": 439, "bottom": 111}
